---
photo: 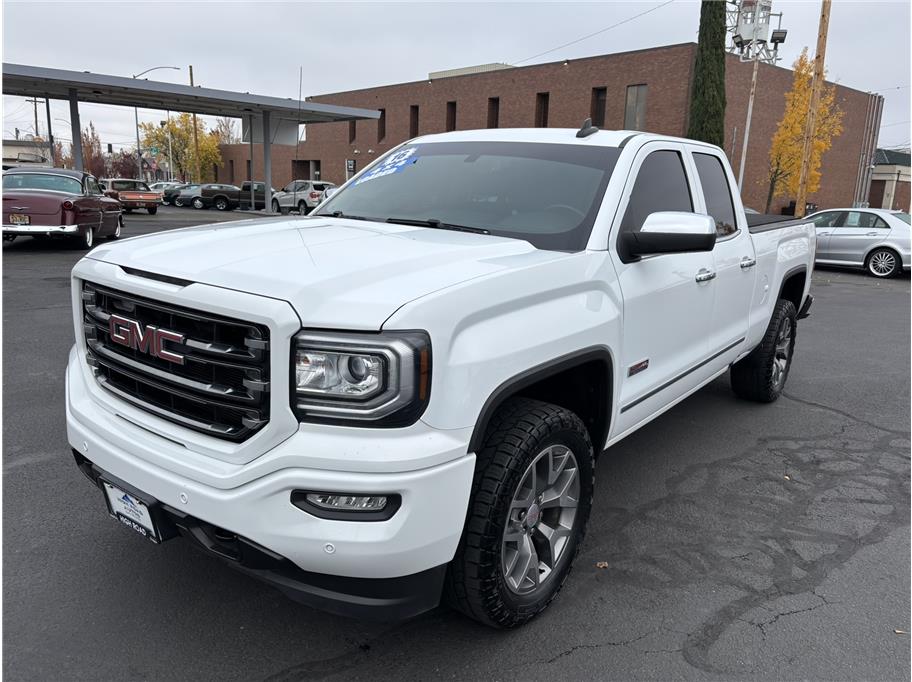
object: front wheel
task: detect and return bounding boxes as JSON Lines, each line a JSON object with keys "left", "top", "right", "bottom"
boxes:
{"left": 297, "top": 200, "right": 309, "bottom": 215}
{"left": 445, "top": 397, "right": 594, "bottom": 628}
{"left": 214, "top": 197, "right": 229, "bottom": 211}
{"left": 191, "top": 197, "right": 205, "bottom": 210}
{"left": 110, "top": 216, "right": 123, "bottom": 240}
{"left": 75, "top": 227, "right": 95, "bottom": 250}
{"left": 731, "top": 299, "right": 797, "bottom": 402}
{"left": 173, "top": 197, "right": 185, "bottom": 207}
{"left": 271, "top": 199, "right": 280, "bottom": 213}
{"left": 866, "top": 248, "right": 900, "bottom": 278}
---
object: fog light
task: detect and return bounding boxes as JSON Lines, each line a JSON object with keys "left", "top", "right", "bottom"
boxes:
{"left": 291, "top": 490, "right": 402, "bottom": 521}
{"left": 306, "top": 493, "right": 388, "bottom": 511}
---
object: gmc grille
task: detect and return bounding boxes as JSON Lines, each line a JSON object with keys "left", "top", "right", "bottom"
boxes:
{"left": 81, "top": 281, "right": 270, "bottom": 441}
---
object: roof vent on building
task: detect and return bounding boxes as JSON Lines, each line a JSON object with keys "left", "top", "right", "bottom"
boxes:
{"left": 576, "top": 118, "right": 599, "bottom": 138}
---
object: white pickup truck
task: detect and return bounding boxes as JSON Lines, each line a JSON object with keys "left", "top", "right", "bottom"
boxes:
{"left": 66, "top": 126, "right": 814, "bottom": 628}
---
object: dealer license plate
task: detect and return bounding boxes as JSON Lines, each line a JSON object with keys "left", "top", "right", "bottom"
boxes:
{"left": 9, "top": 214, "right": 30, "bottom": 225}
{"left": 102, "top": 480, "right": 160, "bottom": 543}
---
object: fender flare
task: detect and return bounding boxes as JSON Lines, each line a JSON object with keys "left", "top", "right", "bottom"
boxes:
{"left": 468, "top": 346, "right": 614, "bottom": 453}
{"left": 777, "top": 264, "right": 808, "bottom": 306}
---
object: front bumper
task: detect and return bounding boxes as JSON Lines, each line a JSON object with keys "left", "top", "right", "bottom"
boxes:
{"left": 66, "top": 346, "right": 475, "bottom": 618}
{"left": 73, "top": 452, "right": 448, "bottom": 620}
{"left": 3, "top": 223, "right": 79, "bottom": 236}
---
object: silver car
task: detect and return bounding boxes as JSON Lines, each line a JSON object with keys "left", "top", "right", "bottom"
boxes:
{"left": 808, "top": 208, "right": 911, "bottom": 278}
{"left": 271, "top": 180, "right": 336, "bottom": 215}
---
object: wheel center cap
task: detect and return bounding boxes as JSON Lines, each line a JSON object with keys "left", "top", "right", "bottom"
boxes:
{"left": 526, "top": 503, "right": 541, "bottom": 527}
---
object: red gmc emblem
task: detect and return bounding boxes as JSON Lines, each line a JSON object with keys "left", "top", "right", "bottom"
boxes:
{"left": 108, "top": 314, "right": 186, "bottom": 365}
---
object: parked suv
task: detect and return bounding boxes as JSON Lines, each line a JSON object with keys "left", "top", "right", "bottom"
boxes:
{"left": 271, "top": 180, "right": 336, "bottom": 214}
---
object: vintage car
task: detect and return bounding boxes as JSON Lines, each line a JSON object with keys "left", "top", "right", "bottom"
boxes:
{"left": 99, "top": 178, "right": 162, "bottom": 214}
{"left": 2, "top": 168, "right": 122, "bottom": 249}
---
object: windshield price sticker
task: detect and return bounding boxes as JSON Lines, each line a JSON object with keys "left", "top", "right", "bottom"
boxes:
{"left": 355, "top": 147, "right": 418, "bottom": 185}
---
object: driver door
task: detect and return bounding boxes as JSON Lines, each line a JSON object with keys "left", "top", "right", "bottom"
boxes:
{"left": 610, "top": 143, "right": 715, "bottom": 437}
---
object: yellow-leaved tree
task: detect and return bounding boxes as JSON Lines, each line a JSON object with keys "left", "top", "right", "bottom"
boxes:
{"left": 766, "top": 48, "right": 844, "bottom": 212}
{"left": 140, "top": 113, "right": 222, "bottom": 183}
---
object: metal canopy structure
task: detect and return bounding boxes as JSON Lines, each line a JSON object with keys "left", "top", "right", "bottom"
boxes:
{"left": 2, "top": 62, "right": 380, "bottom": 208}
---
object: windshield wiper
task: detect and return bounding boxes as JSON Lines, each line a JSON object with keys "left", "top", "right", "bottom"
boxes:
{"left": 385, "top": 217, "right": 491, "bottom": 235}
{"left": 313, "top": 210, "right": 374, "bottom": 221}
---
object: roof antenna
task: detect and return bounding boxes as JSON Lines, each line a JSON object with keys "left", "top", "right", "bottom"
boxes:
{"left": 576, "top": 117, "right": 599, "bottom": 138}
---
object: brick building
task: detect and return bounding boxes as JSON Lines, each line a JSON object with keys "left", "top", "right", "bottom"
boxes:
{"left": 217, "top": 43, "right": 883, "bottom": 214}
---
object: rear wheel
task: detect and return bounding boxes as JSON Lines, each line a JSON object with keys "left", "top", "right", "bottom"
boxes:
{"left": 192, "top": 197, "right": 205, "bottom": 210}
{"left": 75, "top": 227, "right": 95, "bottom": 250}
{"left": 445, "top": 397, "right": 594, "bottom": 628}
{"left": 731, "top": 299, "right": 797, "bottom": 402}
{"left": 147, "top": 206, "right": 157, "bottom": 215}
{"left": 866, "top": 247, "right": 900, "bottom": 278}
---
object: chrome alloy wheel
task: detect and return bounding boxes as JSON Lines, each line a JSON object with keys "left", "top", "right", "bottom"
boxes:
{"left": 771, "top": 316, "right": 793, "bottom": 389}
{"left": 502, "top": 444, "right": 580, "bottom": 595}
{"left": 869, "top": 250, "right": 897, "bottom": 277}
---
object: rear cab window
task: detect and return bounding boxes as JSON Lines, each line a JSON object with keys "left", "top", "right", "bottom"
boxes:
{"left": 692, "top": 152, "right": 737, "bottom": 237}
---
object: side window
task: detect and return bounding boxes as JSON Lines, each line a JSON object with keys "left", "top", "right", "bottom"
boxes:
{"left": 85, "top": 177, "right": 101, "bottom": 195}
{"left": 812, "top": 212, "right": 839, "bottom": 228}
{"left": 843, "top": 211, "right": 880, "bottom": 228}
{"left": 874, "top": 217, "right": 889, "bottom": 229}
{"left": 621, "top": 150, "right": 693, "bottom": 233}
{"left": 693, "top": 153, "right": 737, "bottom": 237}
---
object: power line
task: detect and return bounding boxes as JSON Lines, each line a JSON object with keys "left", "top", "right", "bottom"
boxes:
{"left": 870, "top": 84, "right": 910, "bottom": 93}
{"left": 513, "top": 0, "right": 677, "bottom": 66}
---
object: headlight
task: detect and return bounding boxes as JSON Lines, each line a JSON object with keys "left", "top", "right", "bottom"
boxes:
{"left": 292, "top": 330, "right": 431, "bottom": 426}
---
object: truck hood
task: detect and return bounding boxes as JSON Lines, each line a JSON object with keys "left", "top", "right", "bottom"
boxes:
{"left": 87, "top": 216, "right": 564, "bottom": 329}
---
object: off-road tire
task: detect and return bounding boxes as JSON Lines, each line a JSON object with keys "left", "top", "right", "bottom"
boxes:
{"left": 444, "top": 397, "right": 594, "bottom": 628}
{"left": 731, "top": 299, "right": 797, "bottom": 402}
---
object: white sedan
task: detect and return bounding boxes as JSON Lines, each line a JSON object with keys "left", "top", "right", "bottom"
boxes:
{"left": 808, "top": 208, "right": 911, "bottom": 278}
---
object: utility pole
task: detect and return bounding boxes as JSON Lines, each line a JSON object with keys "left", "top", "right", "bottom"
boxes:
{"left": 25, "top": 97, "right": 42, "bottom": 138}
{"left": 727, "top": 0, "right": 788, "bottom": 191}
{"left": 44, "top": 98, "right": 55, "bottom": 165}
{"left": 189, "top": 65, "right": 201, "bottom": 182}
{"left": 794, "top": 0, "right": 832, "bottom": 218}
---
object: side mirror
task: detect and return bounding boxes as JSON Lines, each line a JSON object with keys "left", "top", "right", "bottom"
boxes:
{"left": 322, "top": 187, "right": 338, "bottom": 200}
{"left": 618, "top": 212, "right": 716, "bottom": 262}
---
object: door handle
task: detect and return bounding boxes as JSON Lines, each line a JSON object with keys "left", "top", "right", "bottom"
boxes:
{"left": 695, "top": 269, "right": 716, "bottom": 283}
{"left": 865, "top": 231, "right": 878, "bottom": 236}
{"left": 818, "top": 232, "right": 830, "bottom": 236}
{"left": 740, "top": 257, "right": 757, "bottom": 269}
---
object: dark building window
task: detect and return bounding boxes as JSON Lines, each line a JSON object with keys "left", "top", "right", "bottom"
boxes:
{"left": 229, "top": 159, "right": 235, "bottom": 183}
{"left": 487, "top": 97, "right": 500, "bottom": 128}
{"left": 348, "top": 120, "right": 356, "bottom": 144}
{"left": 624, "top": 84, "right": 648, "bottom": 131}
{"left": 590, "top": 87, "right": 607, "bottom": 127}
{"left": 377, "top": 108, "right": 386, "bottom": 142}
{"left": 409, "top": 105, "right": 419, "bottom": 137}
{"left": 446, "top": 101, "right": 457, "bottom": 132}
{"left": 535, "top": 92, "right": 550, "bottom": 128}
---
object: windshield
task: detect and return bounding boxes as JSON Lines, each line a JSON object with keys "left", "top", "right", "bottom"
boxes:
{"left": 3, "top": 172, "right": 82, "bottom": 194}
{"left": 111, "top": 180, "right": 151, "bottom": 191}
{"left": 894, "top": 212, "right": 910, "bottom": 224}
{"left": 316, "top": 141, "right": 621, "bottom": 251}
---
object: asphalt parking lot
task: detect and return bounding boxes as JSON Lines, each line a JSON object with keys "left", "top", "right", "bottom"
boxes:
{"left": 3, "top": 206, "right": 910, "bottom": 681}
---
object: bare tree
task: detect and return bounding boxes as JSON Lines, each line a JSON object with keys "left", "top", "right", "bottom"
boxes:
{"left": 214, "top": 117, "right": 240, "bottom": 145}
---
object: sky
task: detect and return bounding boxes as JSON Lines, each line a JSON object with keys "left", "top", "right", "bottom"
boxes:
{"left": 2, "top": 0, "right": 910, "bottom": 151}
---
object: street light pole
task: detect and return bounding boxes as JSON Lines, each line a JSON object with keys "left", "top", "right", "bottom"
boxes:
{"left": 131, "top": 66, "right": 180, "bottom": 181}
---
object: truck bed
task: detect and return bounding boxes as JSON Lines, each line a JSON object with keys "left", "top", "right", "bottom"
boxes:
{"left": 746, "top": 213, "right": 810, "bottom": 233}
